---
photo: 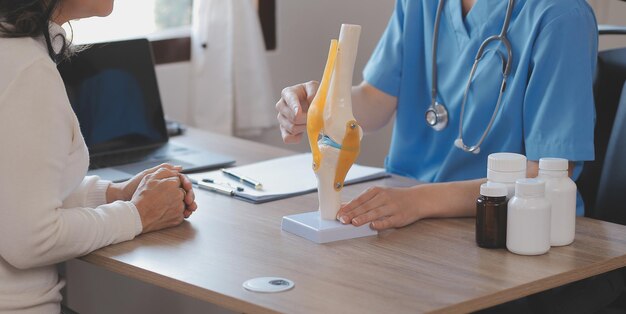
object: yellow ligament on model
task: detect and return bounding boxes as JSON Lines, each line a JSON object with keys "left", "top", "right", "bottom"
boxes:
{"left": 307, "top": 39, "right": 338, "bottom": 171}
{"left": 334, "top": 120, "right": 361, "bottom": 191}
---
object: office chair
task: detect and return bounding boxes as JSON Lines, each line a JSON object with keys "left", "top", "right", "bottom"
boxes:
{"left": 593, "top": 82, "right": 626, "bottom": 224}
{"left": 577, "top": 21, "right": 626, "bottom": 219}
{"left": 582, "top": 8, "right": 626, "bottom": 311}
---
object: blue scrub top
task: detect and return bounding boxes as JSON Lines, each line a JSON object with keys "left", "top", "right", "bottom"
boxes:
{"left": 363, "top": 0, "right": 597, "bottom": 215}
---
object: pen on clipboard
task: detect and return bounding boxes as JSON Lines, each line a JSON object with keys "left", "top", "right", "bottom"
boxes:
{"left": 221, "top": 168, "right": 263, "bottom": 190}
{"left": 190, "top": 178, "right": 238, "bottom": 196}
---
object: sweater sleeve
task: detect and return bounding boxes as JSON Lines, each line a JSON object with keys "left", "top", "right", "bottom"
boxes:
{"left": 0, "top": 58, "right": 143, "bottom": 270}
{"left": 61, "top": 176, "right": 111, "bottom": 209}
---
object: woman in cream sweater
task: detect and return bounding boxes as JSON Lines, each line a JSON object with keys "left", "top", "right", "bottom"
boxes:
{"left": 0, "top": 1, "right": 198, "bottom": 313}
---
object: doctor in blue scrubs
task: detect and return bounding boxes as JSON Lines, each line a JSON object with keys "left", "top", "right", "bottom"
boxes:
{"left": 275, "top": 0, "right": 597, "bottom": 230}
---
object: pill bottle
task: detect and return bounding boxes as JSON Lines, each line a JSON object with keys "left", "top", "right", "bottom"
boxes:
{"left": 506, "top": 178, "right": 551, "bottom": 255}
{"left": 476, "top": 182, "right": 508, "bottom": 248}
{"left": 487, "top": 153, "right": 527, "bottom": 199}
{"left": 538, "top": 158, "right": 576, "bottom": 246}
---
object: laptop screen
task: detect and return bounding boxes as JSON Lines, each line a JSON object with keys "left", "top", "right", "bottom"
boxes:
{"left": 57, "top": 38, "right": 168, "bottom": 155}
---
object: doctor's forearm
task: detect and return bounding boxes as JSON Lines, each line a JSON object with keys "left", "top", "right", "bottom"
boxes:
{"left": 351, "top": 82, "right": 397, "bottom": 132}
{"left": 414, "top": 179, "right": 486, "bottom": 219}
{"left": 413, "top": 161, "right": 573, "bottom": 219}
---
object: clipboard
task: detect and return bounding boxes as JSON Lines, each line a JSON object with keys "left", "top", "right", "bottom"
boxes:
{"left": 188, "top": 153, "right": 389, "bottom": 204}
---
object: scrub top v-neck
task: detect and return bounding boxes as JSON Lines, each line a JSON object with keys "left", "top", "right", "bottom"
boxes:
{"left": 363, "top": 0, "right": 597, "bottom": 215}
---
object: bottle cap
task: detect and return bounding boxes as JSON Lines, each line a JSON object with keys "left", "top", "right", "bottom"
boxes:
{"left": 515, "top": 178, "right": 545, "bottom": 197}
{"left": 539, "top": 157, "right": 568, "bottom": 171}
{"left": 488, "top": 153, "right": 527, "bottom": 172}
{"left": 480, "top": 182, "right": 508, "bottom": 197}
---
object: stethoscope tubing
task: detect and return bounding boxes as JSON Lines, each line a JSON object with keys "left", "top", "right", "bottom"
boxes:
{"left": 428, "top": 0, "right": 515, "bottom": 154}
{"left": 430, "top": 0, "right": 446, "bottom": 105}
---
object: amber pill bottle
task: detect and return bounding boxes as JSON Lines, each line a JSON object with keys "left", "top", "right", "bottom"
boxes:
{"left": 476, "top": 182, "right": 508, "bottom": 248}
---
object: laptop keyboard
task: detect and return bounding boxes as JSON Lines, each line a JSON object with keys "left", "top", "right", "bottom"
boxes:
{"left": 90, "top": 144, "right": 192, "bottom": 169}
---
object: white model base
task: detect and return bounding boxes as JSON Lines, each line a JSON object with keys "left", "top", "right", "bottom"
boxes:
{"left": 281, "top": 211, "right": 377, "bottom": 244}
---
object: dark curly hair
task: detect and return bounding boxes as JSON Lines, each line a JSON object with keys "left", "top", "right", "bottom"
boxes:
{"left": 0, "top": 0, "right": 68, "bottom": 62}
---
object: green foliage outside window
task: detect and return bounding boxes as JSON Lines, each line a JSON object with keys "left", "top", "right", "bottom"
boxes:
{"left": 155, "top": 0, "right": 193, "bottom": 29}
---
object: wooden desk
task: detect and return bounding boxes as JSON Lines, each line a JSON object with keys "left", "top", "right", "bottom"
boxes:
{"left": 81, "top": 129, "right": 626, "bottom": 314}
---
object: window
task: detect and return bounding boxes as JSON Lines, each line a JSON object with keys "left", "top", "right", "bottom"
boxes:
{"left": 64, "top": 0, "right": 275, "bottom": 64}
{"left": 66, "top": 0, "right": 192, "bottom": 44}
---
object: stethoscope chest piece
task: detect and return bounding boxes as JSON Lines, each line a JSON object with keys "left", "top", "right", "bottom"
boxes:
{"left": 425, "top": 101, "right": 448, "bottom": 131}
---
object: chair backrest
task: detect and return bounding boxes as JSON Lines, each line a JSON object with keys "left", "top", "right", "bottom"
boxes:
{"left": 577, "top": 47, "right": 626, "bottom": 217}
{"left": 594, "top": 82, "right": 626, "bottom": 224}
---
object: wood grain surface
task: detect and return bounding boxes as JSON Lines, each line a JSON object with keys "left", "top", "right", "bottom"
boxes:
{"left": 81, "top": 128, "right": 626, "bottom": 314}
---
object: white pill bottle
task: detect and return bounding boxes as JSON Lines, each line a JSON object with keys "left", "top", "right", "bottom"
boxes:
{"left": 507, "top": 178, "right": 551, "bottom": 255}
{"left": 487, "top": 153, "right": 527, "bottom": 200}
{"left": 538, "top": 158, "right": 576, "bottom": 246}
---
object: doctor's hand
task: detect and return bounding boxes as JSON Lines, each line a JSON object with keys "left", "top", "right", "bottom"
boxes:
{"left": 336, "top": 186, "right": 426, "bottom": 231}
{"left": 106, "top": 163, "right": 183, "bottom": 203}
{"left": 275, "top": 81, "right": 319, "bottom": 143}
{"left": 130, "top": 168, "right": 190, "bottom": 233}
{"left": 337, "top": 180, "right": 482, "bottom": 230}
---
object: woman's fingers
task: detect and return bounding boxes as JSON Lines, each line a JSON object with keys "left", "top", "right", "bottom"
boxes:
{"left": 151, "top": 167, "right": 182, "bottom": 180}
{"left": 160, "top": 176, "right": 182, "bottom": 186}
{"left": 178, "top": 174, "right": 195, "bottom": 203}
{"left": 143, "top": 163, "right": 182, "bottom": 175}
{"left": 184, "top": 188, "right": 195, "bottom": 206}
{"left": 179, "top": 173, "right": 193, "bottom": 189}
{"left": 187, "top": 201, "right": 198, "bottom": 212}
{"left": 132, "top": 174, "right": 187, "bottom": 233}
{"left": 176, "top": 173, "right": 197, "bottom": 218}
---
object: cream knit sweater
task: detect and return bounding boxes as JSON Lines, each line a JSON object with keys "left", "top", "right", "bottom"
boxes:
{"left": 0, "top": 24, "right": 143, "bottom": 313}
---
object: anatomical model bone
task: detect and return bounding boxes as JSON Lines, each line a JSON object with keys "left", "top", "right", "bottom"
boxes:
{"left": 307, "top": 24, "right": 363, "bottom": 220}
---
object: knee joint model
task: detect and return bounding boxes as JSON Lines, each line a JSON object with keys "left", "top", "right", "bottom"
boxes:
{"left": 307, "top": 24, "right": 363, "bottom": 220}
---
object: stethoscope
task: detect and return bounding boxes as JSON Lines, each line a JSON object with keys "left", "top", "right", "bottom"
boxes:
{"left": 425, "top": 0, "right": 515, "bottom": 154}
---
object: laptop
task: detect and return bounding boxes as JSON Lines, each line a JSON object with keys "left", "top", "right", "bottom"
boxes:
{"left": 57, "top": 38, "right": 235, "bottom": 182}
